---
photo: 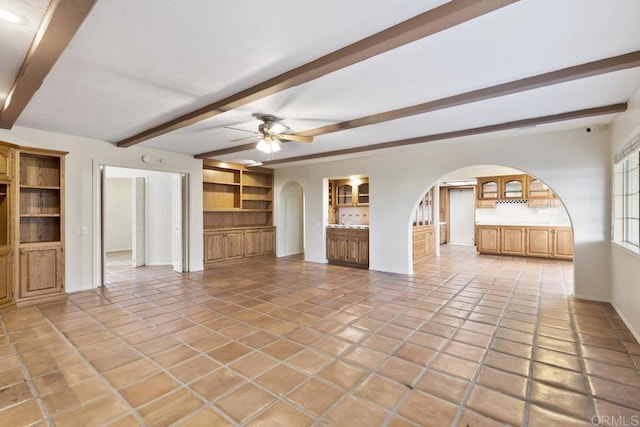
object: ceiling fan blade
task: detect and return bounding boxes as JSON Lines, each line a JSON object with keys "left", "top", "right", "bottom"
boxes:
{"left": 230, "top": 135, "right": 259, "bottom": 143}
{"left": 274, "top": 134, "right": 313, "bottom": 143}
{"left": 224, "top": 126, "right": 259, "bottom": 134}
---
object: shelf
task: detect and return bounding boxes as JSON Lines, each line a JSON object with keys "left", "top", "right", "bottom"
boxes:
{"left": 20, "top": 185, "right": 60, "bottom": 190}
{"left": 204, "top": 181, "right": 240, "bottom": 186}
{"left": 242, "top": 196, "right": 273, "bottom": 201}
{"left": 204, "top": 208, "right": 242, "bottom": 212}
{"left": 240, "top": 209, "right": 272, "bottom": 212}
{"left": 20, "top": 214, "right": 60, "bottom": 218}
{"left": 242, "top": 184, "right": 272, "bottom": 189}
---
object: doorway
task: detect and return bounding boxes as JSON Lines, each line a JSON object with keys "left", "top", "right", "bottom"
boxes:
{"left": 279, "top": 181, "right": 305, "bottom": 256}
{"left": 448, "top": 188, "right": 475, "bottom": 245}
{"left": 101, "top": 166, "right": 187, "bottom": 284}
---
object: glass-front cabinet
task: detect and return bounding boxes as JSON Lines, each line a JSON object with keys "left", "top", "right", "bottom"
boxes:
{"left": 332, "top": 178, "right": 369, "bottom": 207}
{"left": 526, "top": 176, "right": 554, "bottom": 199}
{"left": 357, "top": 182, "right": 369, "bottom": 205}
{"left": 502, "top": 175, "right": 525, "bottom": 199}
{"left": 336, "top": 183, "right": 353, "bottom": 206}
{"left": 477, "top": 178, "right": 499, "bottom": 200}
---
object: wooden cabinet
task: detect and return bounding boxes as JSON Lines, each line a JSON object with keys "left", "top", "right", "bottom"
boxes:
{"left": 477, "top": 225, "right": 572, "bottom": 260}
{"left": 526, "top": 177, "right": 554, "bottom": 199}
{"left": 202, "top": 160, "right": 276, "bottom": 267}
{"left": 204, "top": 226, "right": 275, "bottom": 266}
{"left": 19, "top": 245, "right": 63, "bottom": 299}
{"left": 0, "top": 248, "right": 12, "bottom": 306}
{"left": 477, "top": 175, "right": 526, "bottom": 201}
{"left": 0, "top": 145, "right": 14, "bottom": 181}
{"left": 16, "top": 148, "right": 66, "bottom": 304}
{"left": 477, "top": 178, "right": 500, "bottom": 200}
{"left": 332, "top": 178, "right": 369, "bottom": 207}
{"left": 525, "top": 227, "right": 552, "bottom": 257}
{"left": 477, "top": 226, "right": 500, "bottom": 254}
{"left": 501, "top": 227, "right": 525, "bottom": 255}
{"left": 553, "top": 227, "right": 574, "bottom": 259}
{"left": 412, "top": 225, "right": 436, "bottom": 260}
{"left": 326, "top": 227, "right": 369, "bottom": 267}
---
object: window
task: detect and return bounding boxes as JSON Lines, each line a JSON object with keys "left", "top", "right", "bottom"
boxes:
{"left": 614, "top": 149, "right": 640, "bottom": 248}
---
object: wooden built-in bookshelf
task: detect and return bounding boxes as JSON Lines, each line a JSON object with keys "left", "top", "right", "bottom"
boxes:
{"left": 202, "top": 160, "right": 275, "bottom": 266}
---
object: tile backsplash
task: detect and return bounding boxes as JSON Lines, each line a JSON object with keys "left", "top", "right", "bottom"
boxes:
{"left": 475, "top": 200, "right": 571, "bottom": 226}
{"left": 336, "top": 207, "right": 369, "bottom": 225}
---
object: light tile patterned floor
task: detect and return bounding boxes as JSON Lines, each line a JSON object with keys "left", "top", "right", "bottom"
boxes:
{"left": 0, "top": 245, "right": 639, "bottom": 426}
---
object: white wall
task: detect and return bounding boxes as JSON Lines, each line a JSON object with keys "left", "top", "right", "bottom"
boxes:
{"left": 105, "top": 178, "right": 132, "bottom": 252}
{"left": 611, "top": 86, "right": 640, "bottom": 341}
{"left": 275, "top": 127, "right": 611, "bottom": 301}
{"left": 0, "top": 126, "right": 204, "bottom": 293}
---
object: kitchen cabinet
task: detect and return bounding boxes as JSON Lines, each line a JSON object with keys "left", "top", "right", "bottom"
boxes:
{"left": 526, "top": 177, "right": 554, "bottom": 199}
{"left": 501, "top": 227, "right": 525, "bottom": 255}
{"left": 19, "top": 245, "right": 64, "bottom": 299}
{"left": 477, "top": 175, "right": 526, "bottom": 201}
{"left": 326, "top": 227, "right": 368, "bottom": 267}
{"left": 525, "top": 227, "right": 552, "bottom": 257}
{"left": 476, "top": 225, "right": 572, "bottom": 259}
{"left": 477, "top": 226, "right": 500, "bottom": 254}
{"left": 332, "top": 178, "right": 369, "bottom": 207}
{"left": 412, "top": 225, "right": 435, "bottom": 260}
{"left": 204, "top": 226, "right": 274, "bottom": 266}
{"left": 553, "top": 227, "right": 574, "bottom": 259}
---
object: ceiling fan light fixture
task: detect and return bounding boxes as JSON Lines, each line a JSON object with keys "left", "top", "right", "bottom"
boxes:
{"left": 256, "top": 136, "right": 281, "bottom": 154}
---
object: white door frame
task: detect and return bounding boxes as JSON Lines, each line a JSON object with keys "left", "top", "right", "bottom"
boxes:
{"left": 96, "top": 162, "right": 190, "bottom": 287}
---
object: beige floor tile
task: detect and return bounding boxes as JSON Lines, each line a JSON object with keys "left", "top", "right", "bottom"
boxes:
{"left": 189, "top": 368, "right": 243, "bottom": 401}
{"left": 169, "top": 355, "right": 219, "bottom": 383}
{"left": 325, "top": 395, "right": 389, "bottom": 426}
{"left": 528, "top": 404, "right": 592, "bottom": 427}
{"left": 286, "top": 349, "right": 332, "bottom": 374}
{"left": 216, "top": 384, "right": 276, "bottom": 424}
{"left": 466, "top": 385, "right": 525, "bottom": 426}
{"left": 138, "top": 388, "right": 203, "bottom": 426}
{"left": 230, "top": 351, "right": 278, "bottom": 378}
{"left": 354, "top": 373, "right": 408, "bottom": 409}
{"left": 175, "top": 408, "right": 232, "bottom": 426}
{"left": 247, "top": 401, "right": 313, "bottom": 426}
{"left": 207, "top": 342, "right": 253, "bottom": 364}
{"left": 52, "top": 394, "right": 130, "bottom": 427}
{"left": 456, "top": 408, "right": 506, "bottom": 427}
{"left": 531, "top": 381, "right": 593, "bottom": 420}
{"left": 286, "top": 378, "right": 343, "bottom": 416}
{"left": 103, "top": 358, "right": 159, "bottom": 388}
{"left": 398, "top": 390, "right": 458, "bottom": 426}
{"left": 0, "top": 399, "right": 44, "bottom": 426}
{"left": 431, "top": 353, "right": 478, "bottom": 381}
{"left": 256, "top": 364, "right": 307, "bottom": 396}
{"left": 532, "top": 362, "right": 586, "bottom": 393}
{"left": 318, "top": 359, "right": 367, "bottom": 390}
{"left": 120, "top": 372, "right": 180, "bottom": 407}
{"left": 151, "top": 345, "right": 199, "bottom": 368}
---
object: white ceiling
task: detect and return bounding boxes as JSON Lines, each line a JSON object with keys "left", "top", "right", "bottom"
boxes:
{"left": 5, "top": 0, "right": 640, "bottom": 166}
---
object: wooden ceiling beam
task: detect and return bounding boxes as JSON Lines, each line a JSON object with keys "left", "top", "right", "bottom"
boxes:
{"left": 0, "top": 0, "right": 98, "bottom": 129}
{"left": 260, "top": 103, "right": 627, "bottom": 166}
{"left": 196, "top": 51, "right": 640, "bottom": 159}
{"left": 196, "top": 142, "right": 258, "bottom": 159}
{"left": 298, "top": 51, "right": 640, "bottom": 137}
{"left": 117, "top": 0, "right": 518, "bottom": 148}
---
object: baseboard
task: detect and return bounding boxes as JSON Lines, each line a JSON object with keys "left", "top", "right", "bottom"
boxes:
{"left": 572, "top": 293, "right": 610, "bottom": 303}
{"left": 277, "top": 251, "right": 303, "bottom": 258}
{"left": 611, "top": 301, "right": 640, "bottom": 344}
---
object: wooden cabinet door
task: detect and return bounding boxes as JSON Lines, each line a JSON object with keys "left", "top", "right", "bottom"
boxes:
{"left": 347, "top": 238, "right": 359, "bottom": 263}
{"left": 477, "top": 178, "right": 499, "bottom": 200}
{"left": 477, "top": 226, "right": 500, "bottom": 253}
{"left": 244, "top": 230, "right": 261, "bottom": 257}
{"left": 412, "top": 229, "right": 426, "bottom": 260}
{"left": 261, "top": 228, "right": 275, "bottom": 255}
{"left": 425, "top": 229, "right": 435, "bottom": 256}
{"left": 526, "top": 228, "right": 552, "bottom": 257}
{"left": 204, "top": 232, "right": 225, "bottom": 264}
{"left": 357, "top": 236, "right": 369, "bottom": 265}
{"left": 327, "top": 235, "right": 338, "bottom": 261}
{"left": 0, "top": 248, "right": 12, "bottom": 305}
{"left": 19, "top": 245, "right": 63, "bottom": 298}
{"left": 0, "top": 146, "right": 13, "bottom": 181}
{"left": 225, "top": 231, "right": 244, "bottom": 260}
{"left": 439, "top": 224, "right": 447, "bottom": 244}
{"left": 502, "top": 175, "right": 525, "bottom": 199}
{"left": 553, "top": 228, "right": 574, "bottom": 259}
{"left": 336, "top": 183, "right": 353, "bottom": 206}
{"left": 501, "top": 227, "right": 525, "bottom": 255}
{"left": 356, "top": 182, "right": 369, "bottom": 206}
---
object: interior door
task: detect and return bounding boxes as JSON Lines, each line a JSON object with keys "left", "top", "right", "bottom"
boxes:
{"left": 449, "top": 188, "right": 475, "bottom": 245}
{"left": 172, "top": 175, "right": 182, "bottom": 272}
{"left": 131, "top": 177, "right": 146, "bottom": 267}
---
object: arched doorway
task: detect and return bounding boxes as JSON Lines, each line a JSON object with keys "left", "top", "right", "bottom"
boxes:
{"left": 279, "top": 181, "right": 305, "bottom": 256}
{"left": 410, "top": 164, "right": 574, "bottom": 293}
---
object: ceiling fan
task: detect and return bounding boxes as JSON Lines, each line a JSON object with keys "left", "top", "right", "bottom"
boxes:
{"left": 225, "top": 115, "right": 313, "bottom": 156}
